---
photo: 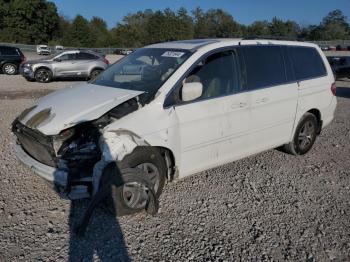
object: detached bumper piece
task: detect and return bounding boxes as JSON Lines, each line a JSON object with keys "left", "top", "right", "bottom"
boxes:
{"left": 75, "top": 163, "right": 159, "bottom": 237}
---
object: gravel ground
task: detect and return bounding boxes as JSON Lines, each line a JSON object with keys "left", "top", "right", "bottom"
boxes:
{"left": 0, "top": 56, "right": 349, "bottom": 261}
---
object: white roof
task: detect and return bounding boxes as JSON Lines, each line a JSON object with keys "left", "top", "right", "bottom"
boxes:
{"left": 145, "top": 38, "right": 317, "bottom": 51}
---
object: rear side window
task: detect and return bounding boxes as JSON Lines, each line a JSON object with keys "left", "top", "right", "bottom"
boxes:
{"left": 77, "top": 52, "right": 98, "bottom": 60}
{"left": 289, "top": 46, "right": 327, "bottom": 80}
{"left": 0, "top": 47, "right": 18, "bottom": 56}
{"left": 242, "top": 46, "right": 286, "bottom": 90}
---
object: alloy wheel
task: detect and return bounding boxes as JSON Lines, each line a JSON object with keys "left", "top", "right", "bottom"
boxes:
{"left": 36, "top": 70, "right": 50, "bottom": 82}
{"left": 298, "top": 120, "right": 315, "bottom": 151}
{"left": 122, "top": 162, "right": 160, "bottom": 209}
{"left": 4, "top": 64, "right": 16, "bottom": 75}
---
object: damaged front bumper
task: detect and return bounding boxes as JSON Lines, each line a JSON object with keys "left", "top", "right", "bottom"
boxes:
{"left": 19, "top": 64, "right": 35, "bottom": 80}
{"left": 14, "top": 143, "right": 91, "bottom": 199}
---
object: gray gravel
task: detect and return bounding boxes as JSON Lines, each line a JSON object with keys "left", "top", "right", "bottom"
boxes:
{"left": 0, "top": 73, "right": 349, "bottom": 260}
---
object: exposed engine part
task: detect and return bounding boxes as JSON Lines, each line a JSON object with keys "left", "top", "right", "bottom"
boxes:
{"left": 12, "top": 96, "right": 149, "bottom": 200}
{"left": 75, "top": 163, "right": 158, "bottom": 237}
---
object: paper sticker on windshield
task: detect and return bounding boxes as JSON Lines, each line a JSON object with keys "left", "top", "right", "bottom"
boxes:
{"left": 161, "top": 51, "right": 185, "bottom": 58}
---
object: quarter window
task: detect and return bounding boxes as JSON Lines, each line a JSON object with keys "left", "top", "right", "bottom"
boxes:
{"left": 77, "top": 52, "right": 98, "bottom": 60}
{"left": 242, "top": 46, "right": 286, "bottom": 90}
{"left": 289, "top": 46, "right": 327, "bottom": 80}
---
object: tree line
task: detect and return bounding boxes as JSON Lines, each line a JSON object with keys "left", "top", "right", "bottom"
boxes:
{"left": 0, "top": 0, "right": 349, "bottom": 48}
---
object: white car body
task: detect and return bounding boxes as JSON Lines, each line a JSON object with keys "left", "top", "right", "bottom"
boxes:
{"left": 55, "top": 45, "right": 64, "bottom": 51}
{"left": 14, "top": 39, "right": 337, "bottom": 199}
{"left": 36, "top": 45, "right": 51, "bottom": 55}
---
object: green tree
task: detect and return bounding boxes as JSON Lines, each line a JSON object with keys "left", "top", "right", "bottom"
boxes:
{"left": 320, "top": 9, "right": 349, "bottom": 40}
{"left": 89, "top": 16, "right": 112, "bottom": 47}
{"left": 111, "top": 10, "right": 153, "bottom": 47}
{"left": 246, "top": 20, "right": 270, "bottom": 36}
{"left": 193, "top": 8, "right": 242, "bottom": 38}
{"left": 68, "top": 15, "right": 94, "bottom": 47}
{"left": 51, "top": 15, "right": 72, "bottom": 46}
{"left": 176, "top": 7, "right": 194, "bottom": 40}
{"left": 269, "top": 17, "right": 300, "bottom": 38}
{"left": 0, "top": 0, "right": 59, "bottom": 44}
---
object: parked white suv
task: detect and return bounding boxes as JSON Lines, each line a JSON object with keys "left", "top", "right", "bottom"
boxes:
{"left": 36, "top": 45, "right": 51, "bottom": 55}
{"left": 12, "top": 39, "right": 337, "bottom": 215}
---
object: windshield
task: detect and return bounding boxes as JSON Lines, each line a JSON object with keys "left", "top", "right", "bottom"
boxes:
{"left": 92, "top": 48, "right": 192, "bottom": 102}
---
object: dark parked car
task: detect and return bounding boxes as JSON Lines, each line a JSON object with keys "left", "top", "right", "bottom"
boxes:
{"left": 336, "top": 45, "right": 347, "bottom": 51}
{"left": 0, "top": 45, "right": 26, "bottom": 75}
{"left": 327, "top": 56, "right": 350, "bottom": 79}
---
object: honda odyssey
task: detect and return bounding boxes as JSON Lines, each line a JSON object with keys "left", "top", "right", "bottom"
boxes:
{"left": 12, "top": 39, "right": 337, "bottom": 215}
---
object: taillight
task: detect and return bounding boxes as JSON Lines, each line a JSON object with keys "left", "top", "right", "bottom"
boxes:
{"left": 21, "top": 56, "right": 26, "bottom": 63}
{"left": 103, "top": 58, "right": 109, "bottom": 65}
{"left": 331, "top": 82, "right": 336, "bottom": 96}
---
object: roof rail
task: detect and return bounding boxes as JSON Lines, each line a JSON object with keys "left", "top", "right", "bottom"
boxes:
{"left": 243, "top": 35, "right": 304, "bottom": 41}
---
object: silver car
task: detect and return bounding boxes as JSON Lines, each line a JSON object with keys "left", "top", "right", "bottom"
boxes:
{"left": 20, "top": 50, "right": 109, "bottom": 83}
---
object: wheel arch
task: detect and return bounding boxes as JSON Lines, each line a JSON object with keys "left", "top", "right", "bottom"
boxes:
{"left": 155, "top": 146, "right": 176, "bottom": 181}
{"left": 307, "top": 108, "right": 322, "bottom": 134}
{"left": 89, "top": 67, "right": 104, "bottom": 75}
{"left": 34, "top": 66, "right": 52, "bottom": 74}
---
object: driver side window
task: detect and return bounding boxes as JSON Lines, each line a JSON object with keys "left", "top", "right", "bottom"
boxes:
{"left": 57, "top": 53, "right": 76, "bottom": 61}
{"left": 165, "top": 49, "right": 241, "bottom": 106}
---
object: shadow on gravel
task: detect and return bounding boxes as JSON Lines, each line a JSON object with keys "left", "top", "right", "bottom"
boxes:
{"left": 68, "top": 201, "right": 130, "bottom": 261}
{"left": 336, "top": 87, "right": 350, "bottom": 98}
{"left": 63, "top": 126, "right": 131, "bottom": 261}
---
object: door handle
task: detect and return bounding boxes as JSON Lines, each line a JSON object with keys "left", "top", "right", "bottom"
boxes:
{"left": 255, "top": 97, "right": 269, "bottom": 104}
{"left": 231, "top": 102, "right": 247, "bottom": 109}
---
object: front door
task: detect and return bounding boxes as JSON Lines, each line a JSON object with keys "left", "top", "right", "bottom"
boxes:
{"left": 171, "top": 49, "right": 251, "bottom": 177}
{"left": 53, "top": 52, "right": 78, "bottom": 77}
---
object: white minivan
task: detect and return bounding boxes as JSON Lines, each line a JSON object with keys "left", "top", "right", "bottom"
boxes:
{"left": 13, "top": 39, "right": 337, "bottom": 214}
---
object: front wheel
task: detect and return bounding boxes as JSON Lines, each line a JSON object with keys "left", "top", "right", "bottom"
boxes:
{"left": 106, "top": 147, "right": 167, "bottom": 216}
{"left": 283, "top": 113, "right": 318, "bottom": 155}
{"left": 35, "top": 68, "right": 52, "bottom": 83}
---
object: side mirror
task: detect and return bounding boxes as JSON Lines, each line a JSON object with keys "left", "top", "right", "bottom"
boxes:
{"left": 54, "top": 58, "right": 61, "bottom": 62}
{"left": 181, "top": 82, "right": 203, "bottom": 102}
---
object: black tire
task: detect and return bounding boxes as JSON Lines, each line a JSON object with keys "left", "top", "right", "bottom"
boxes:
{"left": 2, "top": 63, "right": 17, "bottom": 75}
{"left": 89, "top": 69, "right": 102, "bottom": 80}
{"left": 283, "top": 113, "right": 318, "bottom": 155}
{"left": 106, "top": 147, "right": 167, "bottom": 216}
{"left": 35, "top": 68, "right": 52, "bottom": 83}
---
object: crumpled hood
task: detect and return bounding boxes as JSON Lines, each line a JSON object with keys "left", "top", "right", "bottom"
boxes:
{"left": 19, "top": 83, "right": 143, "bottom": 135}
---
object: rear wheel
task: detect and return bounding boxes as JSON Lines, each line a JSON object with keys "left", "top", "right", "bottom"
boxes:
{"left": 2, "top": 63, "right": 17, "bottom": 75}
{"left": 89, "top": 69, "right": 102, "bottom": 80}
{"left": 106, "top": 147, "right": 167, "bottom": 216}
{"left": 283, "top": 113, "right": 318, "bottom": 155}
{"left": 35, "top": 68, "right": 52, "bottom": 83}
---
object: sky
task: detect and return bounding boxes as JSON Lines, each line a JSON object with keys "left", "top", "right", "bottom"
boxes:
{"left": 51, "top": 0, "right": 350, "bottom": 28}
